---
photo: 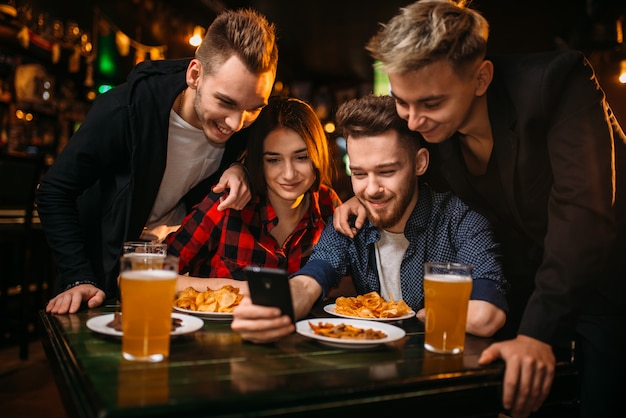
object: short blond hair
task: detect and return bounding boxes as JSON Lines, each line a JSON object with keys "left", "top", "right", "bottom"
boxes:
{"left": 367, "top": 0, "right": 488, "bottom": 76}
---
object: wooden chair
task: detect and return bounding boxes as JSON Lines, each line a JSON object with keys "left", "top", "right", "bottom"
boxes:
{"left": 0, "top": 152, "right": 45, "bottom": 360}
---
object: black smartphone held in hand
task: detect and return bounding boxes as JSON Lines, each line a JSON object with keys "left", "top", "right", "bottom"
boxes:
{"left": 244, "top": 266, "right": 295, "bottom": 323}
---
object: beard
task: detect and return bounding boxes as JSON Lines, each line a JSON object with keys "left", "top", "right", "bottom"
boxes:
{"left": 360, "top": 175, "right": 417, "bottom": 230}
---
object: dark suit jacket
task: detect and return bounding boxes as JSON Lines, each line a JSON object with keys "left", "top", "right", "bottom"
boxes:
{"left": 425, "top": 50, "right": 626, "bottom": 346}
{"left": 36, "top": 59, "right": 247, "bottom": 298}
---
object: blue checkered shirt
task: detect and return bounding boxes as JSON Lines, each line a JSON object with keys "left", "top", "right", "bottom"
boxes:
{"left": 295, "top": 181, "right": 510, "bottom": 312}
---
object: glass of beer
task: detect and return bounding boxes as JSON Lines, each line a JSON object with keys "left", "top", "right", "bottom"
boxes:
{"left": 122, "top": 241, "right": 167, "bottom": 269}
{"left": 423, "top": 262, "right": 473, "bottom": 354}
{"left": 119, "top": 254, "right": 178, "bottom": 362}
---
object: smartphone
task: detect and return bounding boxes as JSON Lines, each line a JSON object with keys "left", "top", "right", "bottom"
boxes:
{"left": 244, "top": 266, "right": 295, "bottom": 323}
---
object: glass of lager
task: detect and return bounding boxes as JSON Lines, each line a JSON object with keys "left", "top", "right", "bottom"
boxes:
{"left": 122, "top": 241, "right": 167, "bottom": 269}
{"left": 423, "top": 262, "right": 473, "bottom": 354}
{"left": 119, "top": 254, "right": 178, "bottom": 362}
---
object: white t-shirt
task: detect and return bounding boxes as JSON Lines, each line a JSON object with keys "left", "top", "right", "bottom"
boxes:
{"left": 375, "top": 229, "right": 409, "bottom": 302}
{"left": 142, "top": 110, "right": 225, "bottom": 241}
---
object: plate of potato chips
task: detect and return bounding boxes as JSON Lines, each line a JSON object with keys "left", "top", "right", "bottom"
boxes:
{"left": 324, "top": 291, "right": 415, "bottom": 322}
{"left": 173, "top": 285, "right": 243, "bottom": 320}
{"left": 296, "top": 318, "right": 405, "bottom": 349}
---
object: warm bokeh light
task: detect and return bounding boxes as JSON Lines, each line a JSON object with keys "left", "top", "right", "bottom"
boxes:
{"left": 619, "top": 60, "right": 626, "bottom": 84}
{"left": 324, "top": 122, "right": 335, "bottom": 134}
{"left": 189, "top": 26, "right": 204, "bottom": 47}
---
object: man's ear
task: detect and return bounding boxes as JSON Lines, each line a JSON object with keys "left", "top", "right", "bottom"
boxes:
{"left": 475, "top": 60, "right": 493, "bottom": 96}
{"left": 187, "top": 59, "right": 202, "bottom": 89}
{"left": 415, "top": 147, "right": 429, "bottom": 176}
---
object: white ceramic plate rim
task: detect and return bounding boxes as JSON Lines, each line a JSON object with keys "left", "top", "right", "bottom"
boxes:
{"left": 296, "top": 317, "right": 406, "bottom": 349}
{"left": 86, "top": 312, "right": 204, "bottom": 337}
{"left": 172, "top": 305, "right": 234, "bottom": 320}
{"left": 323, "top": 303, "right": 416, "bottom": 322}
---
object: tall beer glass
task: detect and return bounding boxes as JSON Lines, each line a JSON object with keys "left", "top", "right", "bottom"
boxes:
{"left": 423, "top": 262, "right": 472, "bottom": 354}
{"left": 119, "top": 254, "right": 178, "bottom": 362}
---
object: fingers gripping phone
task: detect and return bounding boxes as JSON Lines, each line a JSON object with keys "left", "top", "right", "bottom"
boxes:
{"left": 244, "top": 266, "right": 295, "bottom": 323}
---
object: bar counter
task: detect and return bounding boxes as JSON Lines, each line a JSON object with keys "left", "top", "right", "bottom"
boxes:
{"left": 39, "top": 302, "right": 579, "bottom": 418}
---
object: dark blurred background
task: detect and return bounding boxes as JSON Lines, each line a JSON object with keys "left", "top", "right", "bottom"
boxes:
{"left": 63, "top": 0, "right": 626, "bottom": 89}
{"left": 4, "top": 0, "right": 625, "bottom": 110}
{"left": 79, "top": 0, "right": 626, "bottom": 113}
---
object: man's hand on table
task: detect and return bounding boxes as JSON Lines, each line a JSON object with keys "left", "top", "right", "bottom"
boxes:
{"left": 46, "top": 284, "right": 106, "bottom": 314}
{"left": 478, "top": 334, "right": 555, "bottom": 418}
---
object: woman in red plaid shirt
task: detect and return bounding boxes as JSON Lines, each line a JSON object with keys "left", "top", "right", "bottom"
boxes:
{"left": 167, "top": 96, "right": 342, "bottom": 293}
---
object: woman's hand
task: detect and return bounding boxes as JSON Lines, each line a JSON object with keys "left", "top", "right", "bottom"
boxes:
{"left": 214, "top": 163, "right": 251, "bottom": 211}
{"left": 332, "top": 196, "right": 367, "bottom": 238}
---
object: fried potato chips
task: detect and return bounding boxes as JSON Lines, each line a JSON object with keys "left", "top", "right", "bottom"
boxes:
{"left": 334, "top": 291, "right": 411, "bottom": 319}
{"left": 308, "top": 321, "right": 387, "bottom": 340}
{"left": 174, "top": 285, "right": 243, "bottom": 313}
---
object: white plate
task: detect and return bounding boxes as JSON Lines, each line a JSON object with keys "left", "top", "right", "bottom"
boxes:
{"left": 172, "top": 306, "right": 234, "bottom": 321}
{"left": 323, "top": 303, "right": 416, "bottom": 322}
{"left": 86, "top": 313, "right": 204, "bottom": 337}
{"left": 296, "top": 317, "right": 406, "bottom": 349}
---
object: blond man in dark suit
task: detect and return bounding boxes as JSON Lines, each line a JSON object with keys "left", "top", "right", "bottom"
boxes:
{"left": 333, "top": 1, "right": 626, "bottom": 417}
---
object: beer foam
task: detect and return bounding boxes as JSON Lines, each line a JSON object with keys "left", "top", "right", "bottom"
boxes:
{"left": 121, "top": 270, "right": 178, "bottom": 280}
{"left": 424, "top": 273, "right": 471, "bottom": 282}
{"left": 123, "top": 253, "right": 165, "bottom": 259}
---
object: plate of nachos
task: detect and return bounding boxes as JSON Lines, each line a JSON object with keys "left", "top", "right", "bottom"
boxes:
{"left": 324, "top": 291, "right": 415, "bottom": 322}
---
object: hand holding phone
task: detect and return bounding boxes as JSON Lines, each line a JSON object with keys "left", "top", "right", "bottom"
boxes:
{"left": 244, "top": 266, "right": 295, "bottom": 323}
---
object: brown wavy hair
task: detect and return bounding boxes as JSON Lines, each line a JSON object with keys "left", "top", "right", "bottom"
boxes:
{"left": 244, "top": 96, "right": 334, "bottom": 197}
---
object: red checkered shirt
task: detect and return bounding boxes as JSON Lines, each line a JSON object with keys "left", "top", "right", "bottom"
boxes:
{"left": 166, "top": 185, "right": 341, "bottom": 280}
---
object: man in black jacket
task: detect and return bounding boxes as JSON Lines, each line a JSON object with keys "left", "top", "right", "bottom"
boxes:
{"left": 38, "top": 8, "right": 278, "bottom": 314}
{"left": 333, "top": 1, "right": 625, "bottom": 417}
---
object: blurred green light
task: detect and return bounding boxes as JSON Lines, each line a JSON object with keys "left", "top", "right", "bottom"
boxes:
{"left": 97, "top": 31, "right": 118, "bottom": 78}
{"left": 98, "top": 54, "right": 116, "bottom": 76}
{"left": 98, "top": 84, "right": 114, "bottom": 94}
{"left": 373, "top": 60, "right": 391, "bottom": 96}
